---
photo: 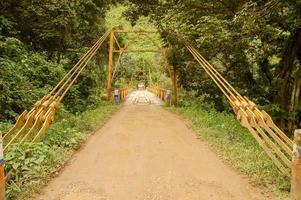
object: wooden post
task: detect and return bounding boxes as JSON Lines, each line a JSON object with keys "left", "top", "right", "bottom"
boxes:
{"left": 107, "top": 30, "right": 115, "bottom": 100}
{"left": 0, "top": 132, "right": 5, "bottom": 200}
{"left": 148, "top": 69, "right": 152, "bottom": 86}
{"left": 292, "top": 129, "right": 301, "bottom": 200}
{"left": 172, "top": 65, "right": 178, "bottom": 106}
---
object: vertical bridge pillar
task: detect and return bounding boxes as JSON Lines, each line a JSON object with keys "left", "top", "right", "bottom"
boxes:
{"left": 107, "top": 29, "right": 115, "bottom": 100}
{"left": 172, "top": 65, "right": 178, "bottom": 106}
{"left": 292, "top": 129, "right": 301, "bottom": 200}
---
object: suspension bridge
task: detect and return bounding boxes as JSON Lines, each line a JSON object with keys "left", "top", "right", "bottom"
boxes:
{"left": 0, "top": 28, "right": 300, "bottom": 199}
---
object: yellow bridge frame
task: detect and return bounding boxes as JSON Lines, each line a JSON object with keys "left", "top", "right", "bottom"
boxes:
{"left": 106, "top": 29, "right": 178, "bottom": 106}
{"left": 2, "top": 29, "right": 298, "bottom": 189}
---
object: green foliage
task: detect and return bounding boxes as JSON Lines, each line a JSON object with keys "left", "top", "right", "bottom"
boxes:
{"left": 2, "top": 103, "right": 117, "bottom": 200}
{"left": 0, "top": 36, "right": 111, "bottom": 120}
{"left": 0, "top": 0, "right": 120, "bottom": 120}
{"left": 62, "top": 59, "right": 108, "bottom": 113}
{"left": 125, "top": 0, "right": 301, "bottom": 130}
{"left": 0, "top": 1, "right": 299, "bottom": 199}
{"left": 0, "top": 0, "right": 116, "bottom": 60}
{"left": 0, "top": 37, "right": 65, "bottom": 120}
{"left": 105, "top": 5, "right": 171, "bottom": 88}
{"left": 171, "top": 93, "right": 290, "bottom": 198}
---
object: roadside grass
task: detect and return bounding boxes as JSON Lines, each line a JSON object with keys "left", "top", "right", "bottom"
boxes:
{"left": 0, "top": 102, "right": 119, "bottom": 200}
{"left": 170, "top": 101, "right": 290, "bottom": 199}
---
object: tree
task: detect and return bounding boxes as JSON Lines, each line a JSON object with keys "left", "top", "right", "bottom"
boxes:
{"left": 125, "top": 0, "right": 301, "bottom": 133}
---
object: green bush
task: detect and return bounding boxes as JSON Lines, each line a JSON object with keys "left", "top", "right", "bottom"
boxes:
{"left": 2, "top": 102, "right": 117, "bottom": 200}
{"left": 171, "top": 99, "right": 290, "bottom": 198}
{"left": 0, "top": 37, "right": 108, "bottom": 121}
{"left": 0, "top": 37, "right": 66, "bottom": 121}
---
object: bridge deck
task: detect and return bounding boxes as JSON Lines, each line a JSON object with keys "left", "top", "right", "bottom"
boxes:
{"left": 34, "top": 103, "right": 272, "bottom": 200}
{"left": 124, "top": 90, "right": 163, "bottom": 105}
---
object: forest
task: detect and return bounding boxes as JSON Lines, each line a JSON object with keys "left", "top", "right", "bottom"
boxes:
{"left": 125, "top": 0, "right": 301, "bottom": 134}
{"left": 0, "top": 0, "right": 300, "bottom": 199}
{"left": 1, "top": 0, "right": 300, "bottom": 134}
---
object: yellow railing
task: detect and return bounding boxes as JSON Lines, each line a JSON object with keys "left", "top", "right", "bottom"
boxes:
{"left": 149, "top": 86, "right": 172, "bottom": 105}
{"left": 110, "top": 87, "right": 133, "bottom": 102}
{"left": 120, "top": 87, "right": 132, "bottom": 101}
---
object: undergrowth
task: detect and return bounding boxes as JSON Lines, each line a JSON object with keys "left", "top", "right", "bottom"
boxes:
{"left": 170, "top": 100, "right": 290, "bottom": 199}
{"left": 0, "top": 102, "right": 118, "bottom": 200}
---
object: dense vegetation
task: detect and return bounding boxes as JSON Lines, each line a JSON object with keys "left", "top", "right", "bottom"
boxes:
{"left": 3, "top": 1, "right": 299, "bottom": 131}
{"left": 0, "top": 2, "right": 168, "bottom": 199}
{"left": 0, "top": 0, "right": 300, "bottom": 199}
{"left": 125, "top": 0, "right": 301, "bottom": 135}
{"left": 1, "top": 103, "right": 117, "bottom": 200}
{"left": 105, "top": 6, "right": 170, "bottom": 88}
{"left": 0, "top": 1, "right": 118, "bottom": 199}
{"left": 171, "top": 93, "right": 290, "bottom": 197}
{"left": 0, "top": 0, "right": 115, "bottom": 120}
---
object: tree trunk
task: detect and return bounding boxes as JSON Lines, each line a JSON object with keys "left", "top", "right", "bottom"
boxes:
{"left": 172, "top": 65, "right": 178, "bottom": 106}
{"left": 56, "top": 50, "right": 61, "bottom": 64}
{"left": 288, "top": 69, "right": 301, "bottom": 134}
{"left": 274, "top": 28, "right": 301, "bottom": 129}
{"left": 275, "top": 28, "right": 301, "bottom": 111}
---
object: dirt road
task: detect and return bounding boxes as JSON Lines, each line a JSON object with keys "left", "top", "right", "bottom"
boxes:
{"left": 34, "top": 91, "right": 272, "bottom": 200}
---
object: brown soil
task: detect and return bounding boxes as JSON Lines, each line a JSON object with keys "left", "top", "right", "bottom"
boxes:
{"left": 33, "top": 94, "right": 277, "bottom": 200}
